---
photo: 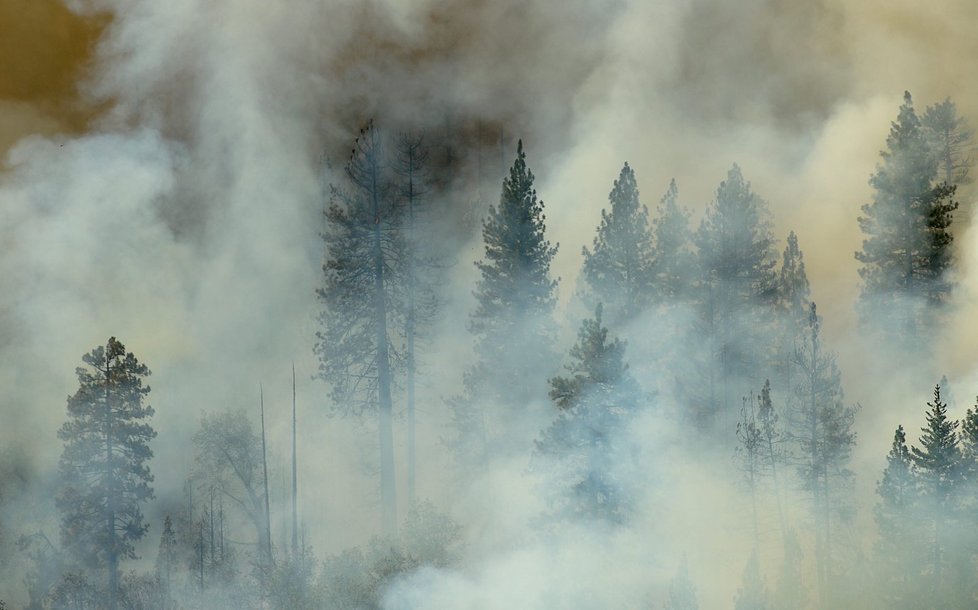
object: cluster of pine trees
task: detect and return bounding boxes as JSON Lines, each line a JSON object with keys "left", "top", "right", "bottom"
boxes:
{"left": 17, "top": 91, "right": 976, "bottom": 609}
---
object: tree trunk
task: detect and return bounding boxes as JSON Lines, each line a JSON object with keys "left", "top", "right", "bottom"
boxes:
{"left": 260, "top": 388, "right": 274, "bottom": 567}
{"left": 370, "top": 139, "right": 398, "bottom": 537}
{"left": 104, "top": 354, "right": 118, "bottom": 610}
{"left": 292, "top": 362, "right": 299, "bottom": 559}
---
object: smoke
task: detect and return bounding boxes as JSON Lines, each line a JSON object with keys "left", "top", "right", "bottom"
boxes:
{"left": 1, "top": 0, "right": 978, "bottom": 606}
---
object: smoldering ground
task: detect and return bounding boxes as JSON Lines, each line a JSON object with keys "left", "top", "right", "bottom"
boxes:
{"left": 1, "top": 0, "right": 978, "bottom": 607}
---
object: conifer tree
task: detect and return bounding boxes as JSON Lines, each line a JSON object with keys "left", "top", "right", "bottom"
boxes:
{"left": 156, "top": 516, "right": 177, "bottom": 606}
{"left": 535, "top": 304, "right": 641, "bottom": 524}
{"left": 452, "top": 140, "right": 559, "bottom": 462}
{"left": 757, "top": 380, "right": 787, "bottom": 541}
{"left": 690, "top": 164, "right": 778, "bottom": 427}
{"left": 56, "top": 337, "right": 156, "bottom": 610}
{"left": 874, "top": 425, "right": 920, "bottom": 609}
{"left": 316, "top": 122, "right": 403, "bottom": 535}
{"left": 736, "top": 393, "right": 764, "bottom": 547}
{"left": 922, "top": 97, "right": 973, "bottom": 186}
{"left": 663, "top": 560, "right": 699, "bottom": 610}
{"left": 777, "top": 231, "right": 811, "bottom": 323}
{"left": 789, "top": 303, "right": 856, "bottom": 607}
{"left": 734, "top": 550, "right": 770, "bottom": 610}
{"left": 772, "top": 530, "right": 806, "bottom": 610}
{"left": 650, "top": 179, "right": 695, "bottom": 303}
{"left": 856, "top": 92, "right": 958, "bottom": 340}
{"left": 580, "top": 162, "right": 655, "bottom": 326}
{"left": 773, "top": 231, "right": 811, "bottom": 408}
{"left": 910, "top": 385, "right": 961, "bottom": 598}
{"left": 393, "top": 132, "right": 440, "bottom": 508}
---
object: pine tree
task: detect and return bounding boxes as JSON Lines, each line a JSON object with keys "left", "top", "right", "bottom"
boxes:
{"left": 650, "top": 179, "right": 695, "bottom": 303}
{"left": 56, "top": 337, "right": 155, "bottom": 610}
{"left": 856, "top": 92, "right": 958, "bottom": 340}
{"left": 736, "top": 392, "right": 764, "bottom": 547}
{"left": 910, "top": 385, "right": 961, "bottom": 599}
{"left": 690, "top": 164, "right": 778, "bottom": 428}
{"left": 734, "top": 550, "right": 770, "bottom": 610}
{"left": 156, "top": 516, "right": 177, "bottom": 606}
{"left": 772, "top": 529, "right": 806, "bottom": 610}
{"left": 789, "top": 303, "right": 856, "bottom": 607}
{"left": 393, "top": 132, "right": 441, "bottom": 508}
{"left": 757, "top": 380, "right": 787, "bottom": 542}
{"left": 874, "top": 425, "right": 920, "bottom": 609}
{"left": 922, "top": 97, "right": 973, "bottom": 187}
{"left": 452, "top": 140, "right": 559, "bottom": 462}
{"left": 777, "top": 231, "right": 811, "bottom": 323}
{"left": 663, "top": 560, "right": 699, "bottom": 610}
{"left": 772, "top": 231, "right": 811, "bottom": 416}
{"left": 535, "top": 304, "right": 641, "bottom": 524}
{"left": 580, "top": 162, "right": 655, "bottom": 327}
{"left": 316, "top": 122, "right": 403, "bottom": 535}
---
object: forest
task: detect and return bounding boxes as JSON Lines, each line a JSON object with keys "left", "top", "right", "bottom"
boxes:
{"left": 2, "top": 1, "right": 978, "bottom": 609}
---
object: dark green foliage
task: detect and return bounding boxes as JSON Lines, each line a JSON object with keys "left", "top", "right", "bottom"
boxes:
{"left": 874, "top": 425, "right": 921, "bottom": 608}
{"left": 910, "top": 385, "right": 962, "bottom": 599}
{"left": 535, "top": 305, "right": 641, "bottom": 524}
{"left": 581, "top": 162, "right": 655, "bottom": 326}
{"left": 57, "top": 337, "right": 155, "bottom": 607}
{"left": 856, "top": 92, "right": 959, "bottom": 339}
{"left": 469, "top": 139, "right": 558, "bottom": 385}
{"left": 451, "top": 140, "right": 559, "bottom": 461}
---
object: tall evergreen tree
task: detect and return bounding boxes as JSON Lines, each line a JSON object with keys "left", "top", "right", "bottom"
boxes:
{"left": 772, "top": 231, "right": 811, "bottom": 408}
{"left": 910, "top": 385, "right": 961, "bottom": 600}
{"left": 392, "top": 132, "right": 440, "bottom": 508}
{"left": 922, "top": 97, "right": 973, "bottom": 187}
{"left": 663, "top": 560, "right": 699, "bottom": 610}
{"left": 689, "top": 164, "right": 778, "bottom": 428}
{"left": 451, "top": 140, "right": 559, "bottom": 462}
{"left": 56, "top": 337, "right": 156, "bottom": 610}
{"left": 580, "top": 162, "right": 655, "bottom": 327}
{"left": 650, "top": 179, "right": 695, "bottom": 303}
{"left": 772, "top": 529, "right": 806, "bottom": 610}
{"left": 316, "top": 122, "right": 403, "bottom": 535}
{"left": 534, "top": 304, "right": 641, "bottom": 524}
{"left": 156, "top": 516, "right": 177, "bottom": 607}
{"left": 874, "top": 425, "right": 920, "bottom": 609}
{"left": 736, "top": 392, "right": 764, "bottom": 548}
{"left": 856, "top": 92, "right": 958, "bottom": 340}
{"left": 734, "top": 550, "right": 770, "bottom": 610}
{"left": 757, "top": 380, "right": 787, "bottom": 542}
{"left": 789, "top": 303, "right": 856, "bottom": 608}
